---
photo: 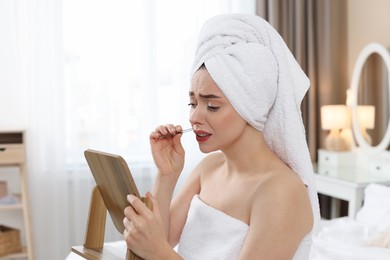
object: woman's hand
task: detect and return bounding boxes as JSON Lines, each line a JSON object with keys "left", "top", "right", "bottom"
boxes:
{"left": 149, "top": 124, "right": 185, "bottom": 179}
{"left": 123, "top": 192, "right": 174, "bottom": 259}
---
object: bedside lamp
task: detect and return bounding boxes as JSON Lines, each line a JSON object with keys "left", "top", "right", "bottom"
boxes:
{"left": 357, "top": 105, "right": 375, "bottom": 145}
{"left": 321, "top": 105, "right": 349, "bottom": 151}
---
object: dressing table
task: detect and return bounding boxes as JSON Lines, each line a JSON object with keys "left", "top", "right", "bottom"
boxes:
{"left": 316, "top": 42, "right": 390, "bottom": 219}
{"left": 314, "top": 164, "right": 390, "bottom": 218}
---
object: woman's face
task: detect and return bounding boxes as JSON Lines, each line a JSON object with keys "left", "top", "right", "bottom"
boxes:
{"left": 189, "top": 67, "right": 248, "bottom": 153}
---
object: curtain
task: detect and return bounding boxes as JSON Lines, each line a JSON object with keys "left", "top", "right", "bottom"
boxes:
{"left": 256, "top": 0, "right": 349, "bottom": 161}
{"left": 256, "top": 0, "right": 348, "bottom": 219}
{"left": 8, "top": 0, "right": 69, "bottom": 259}
{"left": 2, "top": 0, "right": 256, "bottom": 259}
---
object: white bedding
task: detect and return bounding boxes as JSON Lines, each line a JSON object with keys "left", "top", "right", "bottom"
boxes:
{"left": 310, "top": 218, "right": 390, "bottom": 260}
{"left": 310, "top": 183, "right": 390, "bottom": 260}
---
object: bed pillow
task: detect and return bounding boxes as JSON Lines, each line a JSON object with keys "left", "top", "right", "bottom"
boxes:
{"left": 356, "top": 183, "right": 390, "bottom": 231}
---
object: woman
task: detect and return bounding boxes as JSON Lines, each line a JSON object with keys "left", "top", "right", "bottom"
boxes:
{"left": 123, "top": 14, "right": 320, "bottom": 259}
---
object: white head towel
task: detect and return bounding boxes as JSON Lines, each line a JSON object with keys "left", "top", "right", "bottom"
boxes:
{"left": 191, "top": 14, "right": 320, "bottom": 234}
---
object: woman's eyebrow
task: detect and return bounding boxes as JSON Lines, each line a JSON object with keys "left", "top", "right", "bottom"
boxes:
{"left": 189, "top": 91, "right": 221, "bottom": 99}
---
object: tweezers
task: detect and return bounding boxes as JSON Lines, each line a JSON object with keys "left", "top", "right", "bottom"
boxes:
{"left": 158, "top": 128, "right": 193, "bottom": 139}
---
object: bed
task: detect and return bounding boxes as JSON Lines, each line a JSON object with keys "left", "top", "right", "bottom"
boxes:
{"left": 310, "top": 183, "right": 390, "bottom": 260}
{"left": 67, "top": 183, "right": 390, "bottom": 260}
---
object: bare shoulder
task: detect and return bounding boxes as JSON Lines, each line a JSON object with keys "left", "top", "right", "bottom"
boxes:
{"left": 257, "top": 167, "right": 309, "bottom": 201}
{"left": 194, "top": 152, "right": 225, "bottom": 173}
{"left": 239, "top": 167, "right": 314, "bottom": 259}
{"left": 199, "top": 151, "right": 225, "bottom": 165}
{"left": 252, "top": 167, "right": 313, "bottom": 225}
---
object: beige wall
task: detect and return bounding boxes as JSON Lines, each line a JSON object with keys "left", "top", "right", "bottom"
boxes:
{"left": 347, "top": 0, "right": 390, "bottom": 145}
{"left": 347, "top": 0, "right": 390, "bottom": 81}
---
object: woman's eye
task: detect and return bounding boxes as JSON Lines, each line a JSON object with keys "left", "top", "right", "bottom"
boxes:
{"left": 188, "top": 103, "right": 197, "bottom": 108}
{"left": 208, "top": 105, "right": 220, "bottom": 112}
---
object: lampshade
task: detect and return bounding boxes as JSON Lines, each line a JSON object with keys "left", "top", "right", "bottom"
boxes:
{"left": 357, "top": 105, "right": 375, "bottom": 129}
{"left": 321, "top": 105, "right": 348, "bottom": 130}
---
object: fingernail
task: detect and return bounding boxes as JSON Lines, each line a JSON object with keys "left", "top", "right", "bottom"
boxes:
{"left": 127, "top": 194, "right": 135, "bottom": 203}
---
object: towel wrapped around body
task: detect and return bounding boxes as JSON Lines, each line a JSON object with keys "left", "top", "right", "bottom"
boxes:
{"left": 178, "top": 195, "right": 313, "bottom": 259}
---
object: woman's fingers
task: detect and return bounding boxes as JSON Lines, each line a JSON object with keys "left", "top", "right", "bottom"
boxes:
{"left": 123, "top": 196, "right": 151, "bottom": 245}
{"left": 146, "top": 192, "right": 160, "bottom": 216}
{"left": 123, "top": 195, "right": 148, "bottom": 233}
{"left": 150, "top": 124, "right": 183, "bottom": 140}
{"left": 172, "top": 133, "right": 185, "bottom": 154}
{"left": 127, "top": 194, "right": 150, "bottom": 215}
{"left": 123, "top": 193, "right": 170, "bottom": 259}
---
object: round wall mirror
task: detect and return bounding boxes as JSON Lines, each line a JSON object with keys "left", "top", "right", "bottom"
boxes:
{"left": 350, "top": 43, "right": 390, "bottom": 154}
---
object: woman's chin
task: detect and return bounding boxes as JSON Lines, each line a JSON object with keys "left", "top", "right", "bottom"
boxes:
{"left": 198, "top": 144, "right": 216, "bottom": 154}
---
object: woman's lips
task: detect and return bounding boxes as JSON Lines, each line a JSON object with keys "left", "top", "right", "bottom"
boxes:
{"left": 194, "top": 130, "right": 212, "bottom": 143}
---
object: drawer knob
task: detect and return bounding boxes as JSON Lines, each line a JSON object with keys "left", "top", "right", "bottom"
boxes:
{"left": 0, "top": 147, "right": 6, "bottom": 152}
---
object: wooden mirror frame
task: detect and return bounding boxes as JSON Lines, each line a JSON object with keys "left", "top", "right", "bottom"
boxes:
{"left": 350, "top": 43, "right": 390, "bottom": 154}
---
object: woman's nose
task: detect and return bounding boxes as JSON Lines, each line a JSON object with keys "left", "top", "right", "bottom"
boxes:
{"left": 189, "top": 106, "right": 204, "bottom": 125}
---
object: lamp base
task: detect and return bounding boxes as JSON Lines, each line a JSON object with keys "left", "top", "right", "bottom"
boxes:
{"left": 324, "top": 129, "right": 349, "bottom": 151}
{"left": 339, "top": 128, "right": 355, "bottom": 150}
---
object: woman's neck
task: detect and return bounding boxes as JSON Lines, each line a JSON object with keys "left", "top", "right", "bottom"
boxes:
{"left": 221, "top": 126, "right": 278, "bottom": 175}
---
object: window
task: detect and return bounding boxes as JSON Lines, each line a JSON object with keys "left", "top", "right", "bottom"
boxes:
{"left": 63, "top": 0, "right": 255, "bottom": 163}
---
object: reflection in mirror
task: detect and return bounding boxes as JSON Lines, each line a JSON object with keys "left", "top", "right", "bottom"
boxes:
{"left": 358, "top": 53, "right": 389, "bottom": 147}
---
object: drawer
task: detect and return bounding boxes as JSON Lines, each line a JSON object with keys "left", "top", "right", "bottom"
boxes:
{"left": 369, "top": 158, "right": 390, "bottom": 178}
{"left": 0, "top": 144, "right": 25, "bottom": 165}
{"left": 318, "top": 149, "right": 355, "bottom": 168}
{"left": 317, "top": 166, "right": 339, "bottom": 177}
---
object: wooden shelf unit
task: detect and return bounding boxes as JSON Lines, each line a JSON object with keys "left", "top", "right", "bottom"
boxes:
{"left": 0, "top": 130, "right": 34, "bottom": 260}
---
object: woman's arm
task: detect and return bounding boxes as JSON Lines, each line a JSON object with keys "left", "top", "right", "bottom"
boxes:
{"left": 149, "top": 125, "right": 186, "bottom": 237}
{"left": 168, "top": 152, "right": 225, "bottom": 245}
{"left": 167, "top": 166, "right": 201, "bottom": 246}
{"left": 152, "top": 166, "right": 201, "bottom": 245}
{"left": 123, "top": 124, "right": 203, "bottom": 258}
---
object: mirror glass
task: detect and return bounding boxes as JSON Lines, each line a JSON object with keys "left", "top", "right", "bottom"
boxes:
{"left": 357, "top": 53, "right": 389, "bottom": 147}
